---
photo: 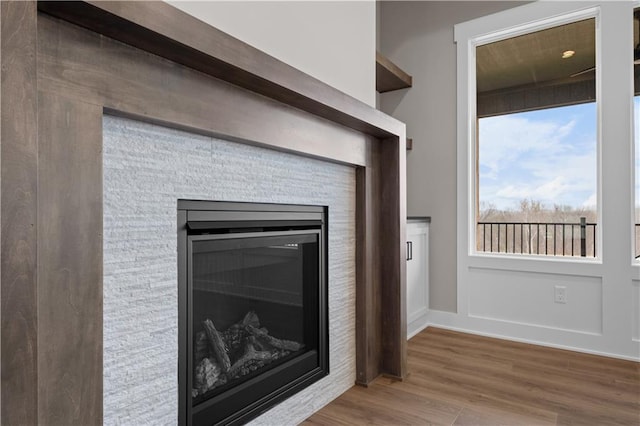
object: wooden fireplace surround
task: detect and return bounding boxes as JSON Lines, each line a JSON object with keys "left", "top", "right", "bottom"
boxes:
{"left": 0, "top": 1, "right": 407, "bottom": 424}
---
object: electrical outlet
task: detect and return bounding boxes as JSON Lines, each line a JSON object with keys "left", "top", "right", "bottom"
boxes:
{"left": 554, "top": 286, "right": 567, "bottom": 304}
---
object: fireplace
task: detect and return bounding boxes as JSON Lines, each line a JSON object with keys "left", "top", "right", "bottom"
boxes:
{"left": 178, "top": 200, "right": 329, "bottom": 425}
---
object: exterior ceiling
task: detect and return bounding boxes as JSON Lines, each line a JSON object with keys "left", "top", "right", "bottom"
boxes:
{"left": 476, "top": 18, "right": 595, "bottom": 93}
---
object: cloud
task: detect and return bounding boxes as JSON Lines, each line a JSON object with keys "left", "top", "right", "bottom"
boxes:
{"left": 479, "top": 115, "right": 577, "bottom": 181}
{"left": 495, "top": 176, "right": 571, "bottom": 203}
{"left": 478, "top": 103, "right": 596, "bottom": 210}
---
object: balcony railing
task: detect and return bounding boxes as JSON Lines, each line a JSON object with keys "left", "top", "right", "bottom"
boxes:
{"left": 477, "top": 218, "right": 596, "bottom": 257}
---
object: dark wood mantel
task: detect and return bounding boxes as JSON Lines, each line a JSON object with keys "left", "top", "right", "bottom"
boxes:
{"left": 1, "top": 1, "right": 407, "bottom": 424}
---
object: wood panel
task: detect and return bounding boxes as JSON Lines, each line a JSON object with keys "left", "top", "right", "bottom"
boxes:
{"left": 37, "top": 93, "right": 103, "bottom": 425}
{"left": 1, "top": 2, "right": 39, "bottom": 424}
{"left": 37, "top": 1, "right": 403, "bottom": 139}
{"left": 305, "top": 327, "right": 640, "bottom": 425}
{"left": 36, "top": 14, "right": 368, "bottom": 168}
{"left": 379, "top": 136, "right": 407, "bottom": 379}
{"left": 355, "top": 141, "right": 382, "bottom": 385}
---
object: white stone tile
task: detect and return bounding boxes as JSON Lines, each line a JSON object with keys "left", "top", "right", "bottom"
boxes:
{"left": 103, "top": 115, "right": 356, "bottom": 425}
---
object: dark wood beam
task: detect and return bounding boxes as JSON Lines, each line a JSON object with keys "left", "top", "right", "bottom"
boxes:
{"left": 37, "top": 13, "right": 370, "bottom": 167}
{"left": 37, "top": 1, "right": 403, "bottom": 139}
{"left": 478, "top": 76, "right": 595, "bottom": 118}
{"left": 356, "top": 141, "right": 382, "bottom": 385}
{"left": 478, "top": 65, "right": 640, "bottom": 117}
{"left": 379, "top": 136, "right": 407, "bottom": 379}
{"left": 1, "top": 2, "right": 39, "bottom": 424}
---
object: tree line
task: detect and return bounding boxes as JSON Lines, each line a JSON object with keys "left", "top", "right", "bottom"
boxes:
{"left": 479, "top": 199, "right": 597, "bottom": 224}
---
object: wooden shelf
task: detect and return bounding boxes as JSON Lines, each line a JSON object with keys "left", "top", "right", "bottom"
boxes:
{"left": 376, "top": 51, "right": 412, "bottom": 93}
{"left": 375, "top": 53, "right": 412, "bottom": 150}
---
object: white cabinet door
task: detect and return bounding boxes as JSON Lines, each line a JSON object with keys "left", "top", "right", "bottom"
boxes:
{"left": 407, "top": 220, "right": 429, "bottom": 339}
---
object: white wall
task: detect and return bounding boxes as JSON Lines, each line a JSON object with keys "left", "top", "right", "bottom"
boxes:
{"left": 168, "top": 1, "right": 376, "bottom": 107}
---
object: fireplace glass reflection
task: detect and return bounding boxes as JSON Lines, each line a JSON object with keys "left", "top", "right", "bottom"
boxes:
{"left": 190, "top": 232, "right": 319, "bottom": 404}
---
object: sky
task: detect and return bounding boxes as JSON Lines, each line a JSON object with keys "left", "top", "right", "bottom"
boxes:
{"left": 478, "top": 102, "right": 597, "bottom": 211}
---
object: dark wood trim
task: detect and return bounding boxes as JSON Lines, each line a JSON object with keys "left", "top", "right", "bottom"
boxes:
{"left": 37, "top": 93, "right": 103, "bottom": 425}
{"left": 1, "top": 2, "right": 39, "bottom": 424}
{"left": 2, "top": 1, "right": 408, "bottom": 422}
{"left": 379, "top": 136, "right": 407, "bottom": 379}
{"left": 37, "top": 13, "right": 369, "bottom": 167}
{"left": 355, "top": 141, "right": 382, "bottom": 385}
{"left": 37, "top": 1, "right": 403, "bottom": 139}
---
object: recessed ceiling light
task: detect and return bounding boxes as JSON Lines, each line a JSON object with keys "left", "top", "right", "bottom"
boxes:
{"left": 562, "top": 50, "right": 575, "bottom": 59}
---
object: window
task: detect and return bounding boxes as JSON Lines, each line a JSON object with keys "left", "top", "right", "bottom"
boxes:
{"left": 474, "top": 18, "right": 598, "bottom": 258}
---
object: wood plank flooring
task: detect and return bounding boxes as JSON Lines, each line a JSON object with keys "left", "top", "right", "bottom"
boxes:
{"left": 304, "top": 327, "right": 640, "bottom": 425}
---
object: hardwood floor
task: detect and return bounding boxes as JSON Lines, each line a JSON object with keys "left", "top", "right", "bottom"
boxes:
{"left": 304, "top": 327, "right": 640, "bottom": 425}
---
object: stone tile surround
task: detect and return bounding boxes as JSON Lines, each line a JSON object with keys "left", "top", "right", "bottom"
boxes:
{"left": 103, "top": 115, "right": 356, "bottom": 425}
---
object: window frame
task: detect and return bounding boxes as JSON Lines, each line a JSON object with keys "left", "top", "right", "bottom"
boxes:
{"left": 458, "top": 5, "right": 603, "bottom": 263}
{"left": 633, "top": 2, "right": 640, "bottom": 264}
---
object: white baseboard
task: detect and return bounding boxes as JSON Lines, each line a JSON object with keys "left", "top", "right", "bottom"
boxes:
{"left": 427, "top": 310, "right": 640, "bottom": 362}
{"left": 407, "top": 313, "right": 429, "bottom": 340}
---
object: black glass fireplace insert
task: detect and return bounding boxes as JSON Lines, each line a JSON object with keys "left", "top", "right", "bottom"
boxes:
{"left": 178, "top": 200, "right": 329, "bottom": 426}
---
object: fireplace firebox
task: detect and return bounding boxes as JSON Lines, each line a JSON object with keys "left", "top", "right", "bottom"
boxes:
{"left": 178, "top": 201, "right": 329, "bottom": 425}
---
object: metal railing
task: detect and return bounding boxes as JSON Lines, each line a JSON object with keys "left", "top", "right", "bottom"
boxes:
{"left": 477, "top": 217, "right": 596, "bottom": 257}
